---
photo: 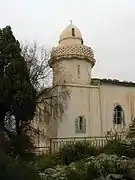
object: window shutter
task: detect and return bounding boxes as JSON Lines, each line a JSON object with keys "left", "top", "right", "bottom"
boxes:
{"left": 75, "top": 116, "right": 86, "bottom": 133}
{"left": 82, "top": 117, "right": 86, "bottom": 133}
{"left": 75, "top": 118, "right": 79, "bottom": 133}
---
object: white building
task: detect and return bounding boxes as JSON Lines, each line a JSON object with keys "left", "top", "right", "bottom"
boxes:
{"left": 34, "top": 23, "right": 135, "bottom": 147}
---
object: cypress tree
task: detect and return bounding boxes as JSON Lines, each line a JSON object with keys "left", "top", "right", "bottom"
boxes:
{"left": 0, "top": 26, "right": 36, "bottom": 148}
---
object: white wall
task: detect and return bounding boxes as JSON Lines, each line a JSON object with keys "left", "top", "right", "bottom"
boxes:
{"left": 56, "top": 84, "right": 100, "bottom": 138}
{"left": 52, "top": 58, "right": 92, "bottom": 85}
{"left": 56, "top": 83, "right": 135, "bottom": 138}
{"left": 100, "top": 83, "right": 135, "bottom": 134}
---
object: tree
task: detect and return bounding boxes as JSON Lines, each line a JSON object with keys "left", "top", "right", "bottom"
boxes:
{"left": 21, "top": 42, "right": 52, "bottom": 91}
{"left": 0, "top": 26, "right": 36, "bottom": 149}
{"left": 21, "top": 43, "right": 70, "bottom": 147}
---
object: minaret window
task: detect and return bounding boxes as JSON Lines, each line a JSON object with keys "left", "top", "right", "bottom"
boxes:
{"left": 81, "top": 39, "right": 83, "bottom": 45}
{"left": 77, "top": 65, "right": 80, "bottom": 79}
{"left": 72, "top": 28, "right": 75, "bottom": 36}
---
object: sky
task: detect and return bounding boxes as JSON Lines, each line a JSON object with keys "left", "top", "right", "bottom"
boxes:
{"left": 0, "top": 0, "right": 135, "bottom": 81}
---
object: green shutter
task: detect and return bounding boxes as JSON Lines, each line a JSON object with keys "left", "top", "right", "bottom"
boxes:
{"left": 82, "top": 117, "right": 86, "bottom": 133}
{"left": 75, "top": 116, "right": 86, "bottom": 133}
{"left": 75, "top": 118, "right": 79, "bottom": 133}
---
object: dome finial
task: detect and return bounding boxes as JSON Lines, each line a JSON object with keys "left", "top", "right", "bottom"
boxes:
{"left": 69, "top": 20, "right": 72, "bottom": 25}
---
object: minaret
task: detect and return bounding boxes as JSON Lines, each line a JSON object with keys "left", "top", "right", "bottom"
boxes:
{"left": 49, "top": 23, "right": 95, "bottom": 85}
{"left": 49, "top": 23, "right": 96, "bottom": 138}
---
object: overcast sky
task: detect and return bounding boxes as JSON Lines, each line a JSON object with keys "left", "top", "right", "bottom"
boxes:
{"left": 0, "top": 0, "right": 135, "bottom": 81}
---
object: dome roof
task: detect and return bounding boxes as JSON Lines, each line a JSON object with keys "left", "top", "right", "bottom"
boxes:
{"left": 59, "top": 23, "right": 83, "bottom": 45}
{"left": 49, "top": 22, "right": 96, "bottom": 68}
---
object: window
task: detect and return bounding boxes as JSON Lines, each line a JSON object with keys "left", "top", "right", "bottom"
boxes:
{"left": 77, "top": 65, "right": 80, "bottom": 79}
{"left": 81, "top": 39, "right": 83, "bottom": 45}
{"left": 72, "top": 28, "right": 75, "bottom": 36}
{"left": 75, "top": 116, "right": 86, "bottom": 133}
{"left": 79, "top": 116, "right": 83, "bottom": 131}
{"left": 113, "top": 104, "right": 125, "bottom": 129}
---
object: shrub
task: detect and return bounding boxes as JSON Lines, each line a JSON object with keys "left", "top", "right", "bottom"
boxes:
{"left": 85, "top": 162, "right": 100, "bottom": 180}
{"left": 0, "top": 152, "right": 40, "bottom": 180}
{"left": 94, "top": 154, "right": 128, "bottom": 176}
{"left": 58, "top": 141, "right": 98, "bottom": 165}
{"left": 102, "top": 129, "right": 135, "bottom": 158}
{"left": 42, "top": 154, "right": 131, "bottom": 180}
{"left": 5, "top": 134, "right": 36, "bottom": 162}
{"left": 34, "top": 153, "right": 59, "bottom": 172}
{"left": 42, "top": 167, "right": 67, "bottom": 180}
{"left": 66, "top": 162, "right": 86, "bottom": 180}
{"left": 101, "top": 139, "right": 135, "bottom": 158}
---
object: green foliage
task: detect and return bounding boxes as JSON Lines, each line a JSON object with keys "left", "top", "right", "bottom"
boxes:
{"left": 101, "top": 139, "right": 125, "bottom": 156}
{"left": 5, "top": 134, "right": 35, "bottom": 161}
{"left": 86, "top": 162, "right": 100, "bottom": 180}
{"left": 128, "top": 118, "right": 135, "bottom": 138}
{"left": 33, "top": 141, "right": 99, "bottom": 173}
{"left": 66, "top": 162, "right": 87, "bottom": 180}
{"left": 101, "top": 130, "right": 135, "bottom": 158}
{"left": 67, "top": 160, "right": 100, "bottom": 180}
{"left": 34, "top": 153, "right": 59, "bottom": 172}
{"left": 0, "top": 152, "right": 40, "bottom": 180}
{"left": 58, "top": 141, "right": 98, "bottom": 165}
{"left": 42, "top": 154, "right": 130, "bottom": 180}
{"left": 31, "top": 138, "right": 135, "bottom": 179}
{"left": 0, "top": 25, "right": 36, "bottom": 134}
{"left": 0, "top": 25, "right": 37, "bottom": 156}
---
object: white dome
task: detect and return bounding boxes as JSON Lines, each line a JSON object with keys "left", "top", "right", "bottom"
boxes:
{"left": 59, "top": 24, "right": 83, "bottom": 45}
{"left": 50, "top": 23, "right": 95, "bottom": 68}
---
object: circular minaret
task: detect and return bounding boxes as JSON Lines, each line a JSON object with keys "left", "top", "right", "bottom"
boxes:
{"left": 49, "top": 23, "right": 95, "bottom": 85}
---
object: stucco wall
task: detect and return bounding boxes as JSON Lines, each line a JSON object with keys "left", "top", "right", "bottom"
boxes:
{"left": 52, "top": 58, "right": 92, "bottom": 85}
{"left": 56, "top": 83, "right": 135, "bottom": 138}
{"left": 100, "top": 83, "right": 135, "bottom": 134}
{"left": 33, "top": 81, "right": 135, "bottom": 147}
{"left": 56, "top": 84, "right": 100, "bottom": 138}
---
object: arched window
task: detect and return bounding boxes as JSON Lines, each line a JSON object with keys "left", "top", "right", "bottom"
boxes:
{"left": 113, "top": 105, "right": 125, "bottom": 128}
{"left": 72, "top": 28, "right": 75, "bottom": 36}
{"left": 81, "top": 39, "right": 83, "bottom": 45}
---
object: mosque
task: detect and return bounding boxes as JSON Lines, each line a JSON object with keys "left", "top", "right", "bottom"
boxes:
{"left": 34, "top": 22, "right": 135, "bottom": 146}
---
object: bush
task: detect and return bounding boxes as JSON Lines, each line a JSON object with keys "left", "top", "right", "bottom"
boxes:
{"left": 66, "top": 162, "right": 87, "bottom": 180}
{"left": 58, "top": 141, "right": 98, "bottom": 165}
{"left": 0, "top": 152, "right": 40, "bottom": 180}
{"left": 43, "top": 154, "right": 131, "bottom": 180}
{"left": 5, "top": 134, "right": 36, "bottom": 162}
{"left": 101, "top": 139, "right": 135, "bottom": 158}
{"left": 34, "top": 153, "right": 60, "bottom": 172}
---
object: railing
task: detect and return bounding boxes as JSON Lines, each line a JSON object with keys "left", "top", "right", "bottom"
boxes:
{"left": 34, "top": 146, "right": 50, "bottom": 155}
{"left": 34, "top": 131, "right": 127, "bottom": 154}
{"left": 50, "top": 136, "right": 107, "bottom": 153}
